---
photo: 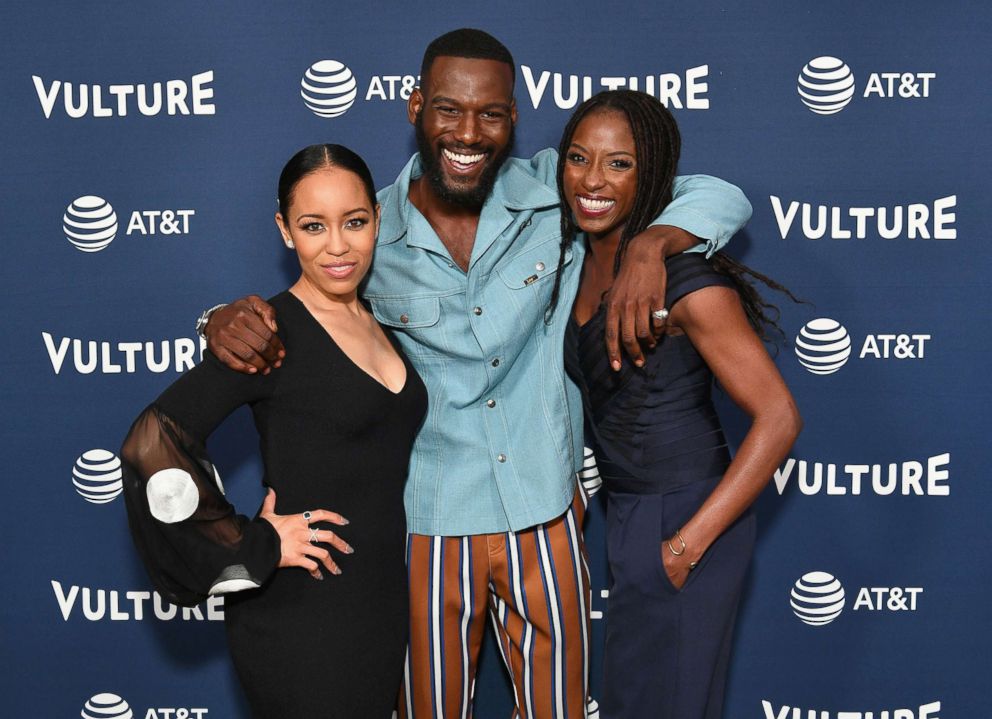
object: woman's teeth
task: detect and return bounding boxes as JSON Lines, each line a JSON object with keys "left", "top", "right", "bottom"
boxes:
{"left": 577, "top": 196, "right": 615, "bottom": 211}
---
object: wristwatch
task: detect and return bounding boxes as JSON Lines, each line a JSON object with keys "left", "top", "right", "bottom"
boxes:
{"left": 195, "top": 304, "right": 227, "bottom": 340}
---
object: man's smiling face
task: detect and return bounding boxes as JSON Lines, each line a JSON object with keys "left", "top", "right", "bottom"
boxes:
{"left": 410, "top": 55, "right": 517, "bottom": 210}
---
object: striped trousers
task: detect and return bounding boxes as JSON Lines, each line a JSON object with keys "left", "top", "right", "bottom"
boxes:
{"left": 399, "top": 488, "right": 591, "bottom": 719}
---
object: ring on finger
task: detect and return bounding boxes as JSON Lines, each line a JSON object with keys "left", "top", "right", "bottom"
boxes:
{"left": 651, "top": 307, "right": 670, "bottom": 322}
{"left": 302, "top": 510, "right": 313, "bottom": 524}
{"left": 309, "top": 527, "right": 319, "bottom": 544}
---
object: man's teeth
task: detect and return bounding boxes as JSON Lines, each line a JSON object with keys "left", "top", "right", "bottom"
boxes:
{"left": 443, "top": 149, "right": 485, "bottom": 165}
{"left": 578, "top": 196, "right": 615, "bottom": 211}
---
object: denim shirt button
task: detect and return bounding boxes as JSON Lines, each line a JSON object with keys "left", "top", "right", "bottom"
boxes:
{"left": 535, "top": 262, "right": 545, "bottom": 271}
{"left": 486, "top": 399, "right": 496, "bottom": 408}
{"left": 497, "top": 454, "right": 507, "bottom": 463}
{"left": 400, "top": 314, "right": 410, "bottom": 324}
{"left": 473, "top": 306, "right": 483, "bottom": 316}
{"left": 491, "top": 358, "right": 500, "bottom": 367}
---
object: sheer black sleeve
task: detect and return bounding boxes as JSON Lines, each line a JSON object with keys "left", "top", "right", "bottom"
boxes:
{"left": 120, "top": 350, "right": 282, "bottom": 608}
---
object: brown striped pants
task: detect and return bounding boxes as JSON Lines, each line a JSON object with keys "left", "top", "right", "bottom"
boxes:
{"left": 399, "top": 487, "right": 591, "bottom": 719}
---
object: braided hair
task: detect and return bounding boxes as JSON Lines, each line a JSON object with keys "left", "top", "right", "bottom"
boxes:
{"left": 548, "top": 89, "right": 799, "bottom": 339}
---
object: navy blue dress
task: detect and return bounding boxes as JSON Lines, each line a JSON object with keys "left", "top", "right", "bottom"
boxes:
{"left": 564, "top": 254, "right": 755, "bottom": 719}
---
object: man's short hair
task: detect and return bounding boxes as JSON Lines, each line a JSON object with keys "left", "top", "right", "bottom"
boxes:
{"left": 419, "top": 28, "right": 515, "bottom": 89}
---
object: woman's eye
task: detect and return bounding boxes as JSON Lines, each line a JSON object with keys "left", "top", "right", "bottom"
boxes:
{"left": 300, "top": 222, "right": 323, "bottom": 233}
{"left": 610, "top": 159, "right": 634, "bottom": 170}
{"left": 566, "top": 152, "right": 586, "bottom": 164}
{"left": 345, "top": 218, "right": 369, "bottom": 230}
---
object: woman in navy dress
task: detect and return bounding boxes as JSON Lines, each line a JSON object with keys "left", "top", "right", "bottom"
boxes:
{"left": 554, "top": 91, "right": 803, "bottom": 718}
{"left": 120, "top": 145, "right": 427, "bottom": 717}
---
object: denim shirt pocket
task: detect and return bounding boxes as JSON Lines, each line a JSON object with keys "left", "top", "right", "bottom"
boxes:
{"left": 368, "top": 295, "right": 441, "bottom": 329}
{"left": 496, "top": 237, "right": 573, "bottom": 291}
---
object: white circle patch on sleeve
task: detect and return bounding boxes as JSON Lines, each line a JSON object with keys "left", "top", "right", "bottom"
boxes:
{"left": 146, "top": 468, "right": 200, "bottom": 523}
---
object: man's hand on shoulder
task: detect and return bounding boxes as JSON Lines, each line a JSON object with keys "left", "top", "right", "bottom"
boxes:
{"left": 603, "top": 225, "right": 697, "bottom": 371}
{"left": 205, "top": 295, "right": 285, "bottom": 375}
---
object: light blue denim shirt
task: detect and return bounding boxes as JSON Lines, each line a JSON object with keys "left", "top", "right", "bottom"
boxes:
{"left": 364, "top": 149, "right": 751, "bottom": 536}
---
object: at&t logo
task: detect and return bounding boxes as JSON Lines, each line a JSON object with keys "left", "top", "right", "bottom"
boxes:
{"left": 790, "top": 571, "right": 845, "bottom": 625}
{"left": 794, "top": 318, "right": 851, "bottom": 375}
{"left": 299, "top": 58, "right": 425, "bottom": 117}
{"left": 797, "top": 56, "right": 935, "bottom": 115}
{"left": 797, "top": 57, "right": 855, "bottom": 115}
{"left": 73, "top": 449, "right": 123, "bottom": 504}
{"left": 794, "top": 318, "right": 931, "bottom": 375}
{"left": 82, "top": 693, "right": 208, "bottom": 719}
{"left": 63, "top": 195, "right": 195, "bottom": 253}
{"left": 64, "top": 196, "right": 118, "bottom": 252}
{"left": 83, "top": 693, "right": 133, "bottom": 719}
{"left": 790, "top": 571, "right": 923, "bottom": 627}
{"left": 301, "top": 60, "right": 358, "bottom": 118}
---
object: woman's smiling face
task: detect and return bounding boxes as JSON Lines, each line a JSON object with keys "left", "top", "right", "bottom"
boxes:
{"left": 562, "top": 109, "right": 639, "bottom": 241}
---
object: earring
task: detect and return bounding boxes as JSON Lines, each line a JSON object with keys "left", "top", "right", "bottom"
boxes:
{"left": 284, "top": 240, "right": 295, "bottom": 249}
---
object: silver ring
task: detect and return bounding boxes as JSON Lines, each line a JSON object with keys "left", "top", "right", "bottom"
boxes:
{"left": 309, "top": 527, "right": 319, "bottom": 544}
{"left": 651, "top": 308, "right": 670, "bottom": 321}
{"left": 302, "top": 510, "right": 313, "bottom": 524}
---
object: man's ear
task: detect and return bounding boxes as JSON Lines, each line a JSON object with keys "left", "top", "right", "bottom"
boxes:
{"left": 408, "top": 87, "right": 424, "bottom": 125}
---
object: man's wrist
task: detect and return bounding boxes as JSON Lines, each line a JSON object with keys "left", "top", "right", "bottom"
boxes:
{"left": 195, "top": 303, "right": 227, "bottom": 340}
{"left": 638, "top": 225, "right": 698, "bottom": 259}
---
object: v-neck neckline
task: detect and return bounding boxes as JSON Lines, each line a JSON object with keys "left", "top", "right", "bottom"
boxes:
{"left": 284, "top": 291, "right": 409, "bottom": 396}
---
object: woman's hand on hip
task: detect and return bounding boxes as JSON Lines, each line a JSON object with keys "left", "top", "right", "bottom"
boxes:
{"left": 260, "top": 489, "right": 353, "bottom": 580}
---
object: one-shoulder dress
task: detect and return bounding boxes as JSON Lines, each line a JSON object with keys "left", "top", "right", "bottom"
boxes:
{"left": 564, "top": 254, "right": 756, "bottom": 719}
{"left": 121, "top": 291, "right": 427, "bottom": 718}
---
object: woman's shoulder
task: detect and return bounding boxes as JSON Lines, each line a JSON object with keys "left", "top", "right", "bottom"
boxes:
{"left": 664, "top": 252, "right": 735, "bottom": 309}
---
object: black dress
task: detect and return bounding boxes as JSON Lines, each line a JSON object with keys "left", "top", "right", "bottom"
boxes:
{"left": 121, "top": 291, "right": 427, "bottom": 718}
{"left": 564, "top": 254, "right": 756, "bottom": 719}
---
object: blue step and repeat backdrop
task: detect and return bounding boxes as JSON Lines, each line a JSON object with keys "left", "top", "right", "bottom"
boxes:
{"left": 2, "top": 1, "right": 989, "bottom": 717}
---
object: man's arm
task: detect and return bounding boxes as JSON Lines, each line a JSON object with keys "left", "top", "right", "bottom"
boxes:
{"left": 203, "top": 296, "right": 285, "bottom": 374}
{"left": 604, "top": 174, "right": 752, "bottom": 370}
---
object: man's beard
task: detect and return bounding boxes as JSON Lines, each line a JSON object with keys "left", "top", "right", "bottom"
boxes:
{"left": 415, "top": 112, "right": 514, "bottom": 212}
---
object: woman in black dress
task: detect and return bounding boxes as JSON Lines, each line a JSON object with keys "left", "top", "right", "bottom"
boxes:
{"left": 554, "top": 91, "right": 803, "bottom": 718}
{"left": 121, "top": 144, "right": 427, "bottom": 717}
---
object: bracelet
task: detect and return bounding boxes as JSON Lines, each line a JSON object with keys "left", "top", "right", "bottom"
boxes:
{"left": 667, "top": 529, "right": 699, "bottom": 571}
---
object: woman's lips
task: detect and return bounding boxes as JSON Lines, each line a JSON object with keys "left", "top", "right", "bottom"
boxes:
{"left": 320, "top": 262, "right": 357, "bottom": 279}
{"left": 575, "top": 194, "right": 616, "bottom": 218}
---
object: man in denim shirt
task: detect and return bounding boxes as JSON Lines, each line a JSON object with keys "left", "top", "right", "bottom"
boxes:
{"left": 206, "top": 29, "right": 750, "bottom": 719}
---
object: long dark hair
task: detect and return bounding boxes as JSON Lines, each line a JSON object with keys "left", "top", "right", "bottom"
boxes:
{"left": 277, "top": 143, "right": 377, "bottom": 219}
{"left": 548, "top": 90, "right": 800, "bottom": 339}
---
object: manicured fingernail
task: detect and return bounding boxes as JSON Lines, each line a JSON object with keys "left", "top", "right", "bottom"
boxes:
{"left": 341, "top": 518, "right": 350, "bottom": 525}
{"left": 314, "top": 573, "right": 323, "bottom": 581}
{"left": 635, "top": 359, "right": 644, "bottom": 368}
{"left": 611, "top": 360, "right": 621, "bottom": 371}
{"left": 345, "top": 546, "right": 354, "bottom": 554}
{"left": 332, "top": 567, "right": 342, "bottom": 575}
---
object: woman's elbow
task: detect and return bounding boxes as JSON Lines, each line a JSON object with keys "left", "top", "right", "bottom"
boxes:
{"left": 778, "top": 397, "right": 803, "bottom": 446}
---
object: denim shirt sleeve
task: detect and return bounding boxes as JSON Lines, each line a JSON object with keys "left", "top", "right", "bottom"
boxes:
{"left": 650, "top": 175, "right": 753, "bottom": 257}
